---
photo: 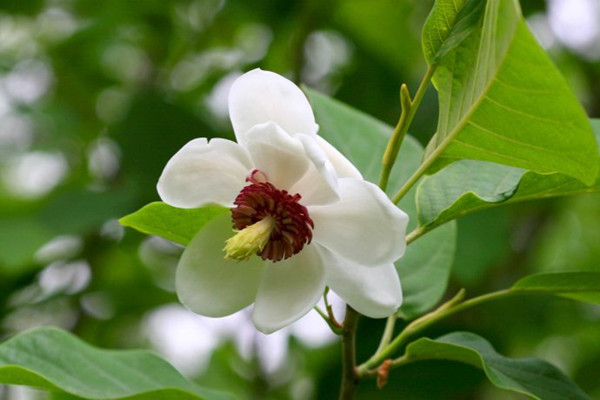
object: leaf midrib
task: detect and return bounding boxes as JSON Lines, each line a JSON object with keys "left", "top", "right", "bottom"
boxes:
{"left": 424, "top": 1, "right": 520, "bottom": 172}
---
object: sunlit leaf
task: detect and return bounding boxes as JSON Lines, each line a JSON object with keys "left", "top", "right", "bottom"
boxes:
{"left": 406, "top": 332, "right": 592, "bottom": 400}
{"left": 0, "top": 327, "right": 236, "bottom": 400}
{"left": 423, "top": 0, "right": 598, "bottom": 185}
{"left": 422, "top": 0, "right": 485, "bottom": 65}
{"left": 119, "top": 202, "right": 229, "bottom": 245}
{"left": 416, "top": 120, "right": 600, "bottom": 228}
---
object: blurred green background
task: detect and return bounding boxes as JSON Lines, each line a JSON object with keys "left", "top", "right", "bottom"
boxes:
{"left": 1, "top": 0, "right": 599, "bottom": 399}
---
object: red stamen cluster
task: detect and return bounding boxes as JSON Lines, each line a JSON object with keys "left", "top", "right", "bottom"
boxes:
{"left": 231, "top": 170, "right": 314, "bottom": 262}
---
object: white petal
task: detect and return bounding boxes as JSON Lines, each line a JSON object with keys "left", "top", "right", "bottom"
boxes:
{"left": 176, "top": 214, "right": 265, "bottom": 317}
{"left": 244, "top": 122, "right": 309, "bottom": 191}
{"left": 252, "top": 245, "right": 326, "bottom": 334}
{"left": 323, "top": 247, "right": 402, "bottom": 318}
{"left": 315, "top": 135, "right": 363, "bottom": 179}
{"left": 229, "top": 69, "right": 318, "bottom": 145}
{"left": 157, "top": 138, "right": 253, "bottom": 208}
{"left": 290, "top": 134, "right": 340, "bottom": 206}
{"left": 309, "top": 178, "right": 409, "bottom": 266}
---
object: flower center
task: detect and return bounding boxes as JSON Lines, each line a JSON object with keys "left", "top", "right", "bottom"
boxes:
{"left": 224, "top": 170, "right": 314, "bottom": 262}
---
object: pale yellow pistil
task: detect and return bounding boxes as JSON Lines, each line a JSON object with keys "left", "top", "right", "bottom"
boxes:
{"left": 223, "top": 216, "right": 275, "bottom": 261}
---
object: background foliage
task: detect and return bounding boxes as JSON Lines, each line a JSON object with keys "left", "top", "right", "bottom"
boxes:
{"left": 1, "top": 0, "right": 599, "bottom": 399}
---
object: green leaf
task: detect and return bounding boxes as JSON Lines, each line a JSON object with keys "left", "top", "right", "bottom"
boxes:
{"left": 396, "top": 221, "right": 456, "bottom": 319}
{"left": 306, "top": 88, "right": 457, "bottom": 317}
{"left": 512, "top": 272, "right": 600, "bottom": 305}
{"left": 406, "top": 332, "right": 592, "bottom": 400}
{"left": 424, "top": 0, "right": 598, "bottom": 185}
{"left": 422, "top": 0, "right": 485, "bottom": 65}
{"left": 417, "top": 160, "right": 524, "bottom": 227}
{"left": 416, "top": 120, "right": 600, "bottom": 228}
{"left": 119, "top": 202, "right": 229, "bottom": 245}
{"left": 0, "top": 326, "right": 236, "bottom": 400}
{"left": 334, "top": 0, "right": 422, "bottom": 74}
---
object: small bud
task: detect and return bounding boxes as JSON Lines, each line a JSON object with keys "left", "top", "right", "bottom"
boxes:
{"left": 223, "top": 217, "right": 275, "bottom": 261}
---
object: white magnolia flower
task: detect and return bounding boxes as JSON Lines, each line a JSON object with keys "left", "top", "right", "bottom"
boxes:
{"left": 157, "top": 69, "right": 408, "bottom": 334}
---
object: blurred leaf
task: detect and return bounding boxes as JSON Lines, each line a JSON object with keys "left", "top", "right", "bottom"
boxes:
{"left": 120, "top": 202, "right": 228, "bottom": 245}
{"left": 422, "top": 0, "right": 485, "bottom": 65}
{"left": 113, "top": 93, "right": 216, "bottom": 200}
{"left": 40, "top": 189, "right": 136, "bottom": 234}
{"left": 396, "top": 221, "right": 456, "bottom": 319}
{"left": 306, "top": 88, "right": 456, "bottom": 317}
{"left": 424, "top": 1, "right": 598, "bottom": 185}
{"left": 0, "top": 189, "right": 135, "bottom": 273}
{"left": 406, "top": 331, "right": 592, "bottom": 400}
{"left": 0, "top": 218, "right": 54, "bottom": 274}
{"left": 416, "top": 120, "right": 600, "bottom": 229}
{"left": 334, "top": 0, "right": 422, "bottom": 75}
{"left": 0, "top": 326, "right": 236, "bottom": 400}
{"left": 512, "top": 272, "right": 600, "bottom": 305}
{"left": 0, "top": 0, "right": 44, "bottom": 15}
{"left": 451, "top": 207, "right": 512, "bottom": 286}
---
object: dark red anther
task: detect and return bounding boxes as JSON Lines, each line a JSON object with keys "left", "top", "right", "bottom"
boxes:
{"left": 231, "top": 170, "right": 313, "bottom": 262}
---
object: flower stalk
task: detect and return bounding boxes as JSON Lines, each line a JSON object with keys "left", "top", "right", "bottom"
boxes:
{"left": 339, "top": 306, "right": 361, "bottom": 400}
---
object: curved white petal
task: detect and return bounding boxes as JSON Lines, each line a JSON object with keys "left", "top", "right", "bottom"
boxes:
{"left": 157, "top": 138, "right": 253, "bottom": 208}
{"left": 244, "top": 122, "right": 309, "bottom": 191}
{"left": 176, "top": 214, "right": 265, "bottom": 317}
{"left": 315, "top": 136, "right": 363, "bottom": 179}
{"left": 252, "top": 245, "right": 326, "bottom": 334}
{"left": 309, "top": 178, "right": 409, "bottom": 266}
{"left": 290, "top": 134, "right": 340, "bottom": 206}
{"left": 229, "top": 69, "right": 318, "bottom": 145}
{"left": 322, "top": 247, "right": 402, "bottom": 318}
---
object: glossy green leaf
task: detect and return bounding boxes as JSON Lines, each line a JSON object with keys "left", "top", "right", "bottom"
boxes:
{"left": 0, "top": 326, "right": 235, "bottom": 400}
{"left": 423, "top": 0, "right": 598, "bottom": 185}
{"left": 306, "top": 88, "right": 457, "bottom": 317}
{"left": 406, "top": 332, "right": 592, "bottom": 400}
{"left": 119, "top": 202, "right": 228, "bottom": 245}
{"left": 416, "top": 120, "right": 600, "bottom": 228}
{"left": 512, "top": 272, "right": 600, "bottom": 305}
{"left": 422, "top": 0, "right": 485, "bottom": 65}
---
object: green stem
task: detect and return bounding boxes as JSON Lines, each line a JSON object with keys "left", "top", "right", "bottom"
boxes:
{"left": 314, "top": 306, "right": 343, "bottom": 335}
{"left": 405, "top": 226, "right": 426, "bottom": 245}
{"left": 357, "top": 289, "right": 512, "bottom": 376}
{"left": 339, "top": 306, "right": 361, "bottom": 400}
{"left": 378, "top": 65, "right": 437, "bottom": 192}
{"left": 391, "top": 153, "right": 432, "bottom": 204}
{"left": 324, "top": 287, "right": 340, "bottom": 327}
{"left": 375, "top": 314, "right": 397, "bottom": 355}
